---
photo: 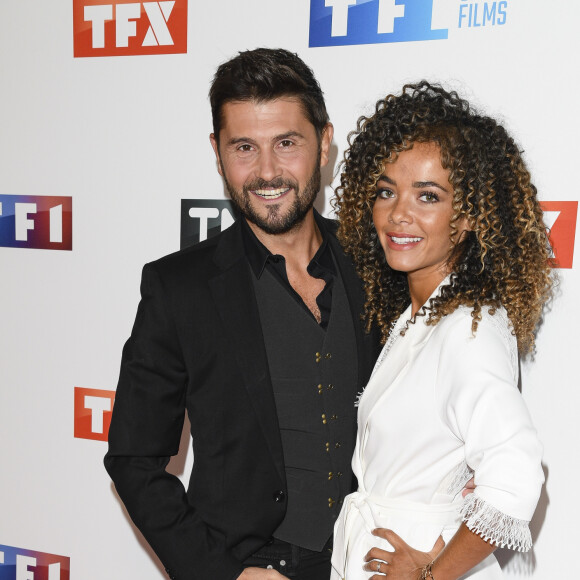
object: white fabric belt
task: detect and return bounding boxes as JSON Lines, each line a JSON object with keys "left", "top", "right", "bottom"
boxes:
{"left": 332, "top": 491, "right": 461, "bottom": 578}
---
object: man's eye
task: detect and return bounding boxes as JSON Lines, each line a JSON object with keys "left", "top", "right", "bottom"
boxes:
{"left": 237, "top": 144, "right": 253, "bottom": 152}
{"left": 279, "top": 140, "right": 294, "bottom": 148}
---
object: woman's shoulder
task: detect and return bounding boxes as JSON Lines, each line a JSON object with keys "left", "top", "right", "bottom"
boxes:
{"left": 433, "top": 306, "right": 519, "bottom": 396}
{"left": 437, "top": 303, "right": 510, "bottom": 330}
{"left": 435, "top": 304, "right": 516, "bottom": 356}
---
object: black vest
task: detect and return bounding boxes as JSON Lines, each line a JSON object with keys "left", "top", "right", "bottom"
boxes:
{"left": 252, "top": 264, "right": 358, "bottom": 550}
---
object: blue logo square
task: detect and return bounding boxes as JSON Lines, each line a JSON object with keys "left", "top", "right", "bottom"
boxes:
{"left": 309, "top": 0, "right": 448, "bottom": 47}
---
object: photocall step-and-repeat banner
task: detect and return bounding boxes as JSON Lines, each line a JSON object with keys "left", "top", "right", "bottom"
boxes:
{"left": 1, "top": 1, "right": 578, "bottom": 578}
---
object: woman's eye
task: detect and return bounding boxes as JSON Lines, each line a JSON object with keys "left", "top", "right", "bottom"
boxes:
{"left": 377, "top": 188, "right": 394, "bottom": 199}
{"left": 420, "top": 192, "right": 439, "bottom": 203}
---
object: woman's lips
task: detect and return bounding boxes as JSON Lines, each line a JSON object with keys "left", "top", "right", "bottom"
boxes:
{"left": 386, "top": 233, "right": 423, "bottom": 249}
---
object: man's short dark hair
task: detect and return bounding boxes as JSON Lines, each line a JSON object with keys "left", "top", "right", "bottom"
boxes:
{"left": 209, "top": 48, "right": 329, "bottom": 140}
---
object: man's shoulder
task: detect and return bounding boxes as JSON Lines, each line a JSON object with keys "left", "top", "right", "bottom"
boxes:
{"left": 148, "top": 220, "right": 242, "bottom": 274}
{"left": 152, "top": 234, "right": 219, "bottom": 268}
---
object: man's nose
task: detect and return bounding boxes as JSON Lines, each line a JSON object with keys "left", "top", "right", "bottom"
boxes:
{"left": 256, "top": 150, "right": 282, "bottom": 181}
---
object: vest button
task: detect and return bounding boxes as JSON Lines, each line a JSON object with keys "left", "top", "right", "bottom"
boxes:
{"left": 273, "top": 490, "right": 286, "bottom": 503}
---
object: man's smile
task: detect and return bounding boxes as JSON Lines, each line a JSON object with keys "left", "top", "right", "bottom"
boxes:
{"left": 250, "top": 187, "right": 291, "bottom": 200}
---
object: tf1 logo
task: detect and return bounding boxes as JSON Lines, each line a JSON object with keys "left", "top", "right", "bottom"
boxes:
{"left": 542, "top": 201, "right": 578, "bottom": 269}
{"left": 180, "top": 199, "right": 239, "bottom": 249}
{"left": 309, "top": 0, "right": 447, "bottom": 47}
{"left": 74, "top": 387, "right": 116, "bottom": 441}
{"left": 73, "top": 0, "right": 188, "bottom": 57}
{"left": 0, "top": 195, "right": 72, "bottom": 251}
{"left": 0, "top": 544, "right": 70, "bottom": 580}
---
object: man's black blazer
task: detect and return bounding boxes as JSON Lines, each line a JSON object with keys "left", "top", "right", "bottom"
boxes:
{"left": 104, "top": 213, "right": 381, "bottom": 580}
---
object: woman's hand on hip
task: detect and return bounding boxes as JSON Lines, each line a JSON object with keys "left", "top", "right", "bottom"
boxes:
{"left": 362, "top": 529, "right": 445, "bottom": 579}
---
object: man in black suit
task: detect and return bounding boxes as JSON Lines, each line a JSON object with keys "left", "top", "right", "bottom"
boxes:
{"left": 105, "top": 48, "right": 380, "bottom": 580}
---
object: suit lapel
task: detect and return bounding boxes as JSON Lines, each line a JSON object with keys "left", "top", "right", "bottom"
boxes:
{"left": 359, "top": 275, "right": 452, "bottom": 426}
{"left": 358, "top": 314, "right": 437, "bottom": 431}
{"left": 208, "top": 223, "right": 285, "bottom": 481}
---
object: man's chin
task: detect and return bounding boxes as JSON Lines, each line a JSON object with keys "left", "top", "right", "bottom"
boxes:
{"left": 247, "top": 217, "right": 299, "bottom": 236}
{"left": 246, "top": 207, "right": 311, "bottom": 236}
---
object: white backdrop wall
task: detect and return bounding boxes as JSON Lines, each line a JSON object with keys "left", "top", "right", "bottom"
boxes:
{"left": 1, "top": 0, "right": 578, "bottom": 578}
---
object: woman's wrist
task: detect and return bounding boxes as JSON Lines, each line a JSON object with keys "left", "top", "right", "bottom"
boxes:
{"left": 419, "top": 561, "right": 435, "bottom": 580}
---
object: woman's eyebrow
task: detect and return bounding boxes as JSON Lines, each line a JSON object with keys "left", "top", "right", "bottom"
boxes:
{"left": 413, "top": 180, "right": 449, "bottom": 193}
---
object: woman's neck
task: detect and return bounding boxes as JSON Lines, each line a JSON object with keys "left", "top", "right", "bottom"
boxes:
{"left": 407, "top": 269, "right": 449, "bottom": 317}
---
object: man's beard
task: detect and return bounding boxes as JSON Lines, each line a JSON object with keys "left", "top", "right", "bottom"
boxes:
{"left": 223, "top": 162, "right": 321, "bottom": 235}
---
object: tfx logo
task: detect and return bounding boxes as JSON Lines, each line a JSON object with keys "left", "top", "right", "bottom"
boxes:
{"left": 0, "top": 195, "right": 72, "bottom": 251}
{"left": 0, "top": 544, "right": 70, "bottom": 580}
{"left": 541, "top": 201, "right": 578, "bottom": 269}
{"left": 74, "top": 387, "right": 116, "bottom": 441}
{"left": 180, "top": 199, "right": 239, "bottom": 249}
{"left": 73, "top": 0, "right": 188, "bottom": 58}
{"left": 309, "top": 0, "right": 447, "bottom": 47}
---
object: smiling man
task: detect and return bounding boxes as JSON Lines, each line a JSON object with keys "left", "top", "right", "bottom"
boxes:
{"left": 104, "top": 48, "right": 380, "bottom": 580}
{"left": 211, "top": 98, "right": 325, "bottom": 237}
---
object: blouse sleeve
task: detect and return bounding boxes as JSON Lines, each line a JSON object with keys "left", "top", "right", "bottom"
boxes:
{"left": 435, "top": 308, "right": 544, "bottom": 551}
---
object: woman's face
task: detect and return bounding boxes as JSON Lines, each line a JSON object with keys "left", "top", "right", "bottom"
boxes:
{"left": 373, "top": 142, "right": 466, "bottom": 295}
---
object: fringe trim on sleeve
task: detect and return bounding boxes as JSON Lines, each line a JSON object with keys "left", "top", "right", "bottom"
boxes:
{"left": 460, "top": 494, "right": 532, "bottom": 552}
{"left": 442, "top": 461, "right": 473, "bottom": 497}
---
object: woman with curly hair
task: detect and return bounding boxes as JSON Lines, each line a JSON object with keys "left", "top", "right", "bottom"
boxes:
{"left": 330, "top": 81, "right": 553, "bottom": 580}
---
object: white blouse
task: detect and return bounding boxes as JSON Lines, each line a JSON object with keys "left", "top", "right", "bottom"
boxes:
{"left": 331, "top": 284, "right": 544, "bottom": 580}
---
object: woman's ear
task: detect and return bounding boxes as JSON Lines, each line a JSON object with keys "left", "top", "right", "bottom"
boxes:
{"left": 456, "top": 215, "right": 472, "bottom": 240}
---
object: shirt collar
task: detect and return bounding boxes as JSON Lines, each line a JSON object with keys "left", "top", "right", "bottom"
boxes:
{"left": 241, "top": 212, "right": 337, "bottom": 279}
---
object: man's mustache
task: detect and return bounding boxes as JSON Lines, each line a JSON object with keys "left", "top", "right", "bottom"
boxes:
{"left": 244, "top": 178, "right": 298, "bottom": 191}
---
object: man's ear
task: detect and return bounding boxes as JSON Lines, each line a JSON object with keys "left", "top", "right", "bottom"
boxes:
{"left": 209, "top": 133, "right": 224, "bottom": 177}
{"left": 319, "top": 123, "right": 334, "bottom": 168}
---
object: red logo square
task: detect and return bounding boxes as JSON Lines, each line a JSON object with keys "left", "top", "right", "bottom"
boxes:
{"left": 74, "top": 387, "right": 116, "bottom": 441}
{"left": 73, "top": 0, "right": 187, "bottom": 57}
{"left": 541, "top": 201, "right": 578, "bottom": 269}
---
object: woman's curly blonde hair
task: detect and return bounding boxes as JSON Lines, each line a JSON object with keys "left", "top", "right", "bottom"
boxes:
{"left": 335, "top": 81, "right": 554, "bottom": 354}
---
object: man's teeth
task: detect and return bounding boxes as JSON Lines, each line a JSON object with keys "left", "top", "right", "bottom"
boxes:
{"left": 391, "top": 236, "right": 422, "bottom": 244}
{"left": 253, "top": 188, "right": 288, "bottom": 199}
